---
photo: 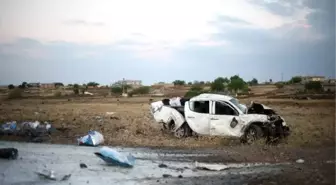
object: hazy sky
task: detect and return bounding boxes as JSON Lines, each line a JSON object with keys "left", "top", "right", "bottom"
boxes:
{"left": 0, "top": 0, "right": 334, "bottom": 85}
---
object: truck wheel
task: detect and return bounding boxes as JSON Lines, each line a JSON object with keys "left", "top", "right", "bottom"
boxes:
{"left": 242, "top": 124, "right": 263, "bottom": 144}
{"left": 174, "top": 124, "right": 191, "bottom": 138}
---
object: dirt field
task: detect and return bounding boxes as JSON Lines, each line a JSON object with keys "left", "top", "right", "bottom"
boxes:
{"left": 0, "top": 97, "right": 334, "bottom": 148}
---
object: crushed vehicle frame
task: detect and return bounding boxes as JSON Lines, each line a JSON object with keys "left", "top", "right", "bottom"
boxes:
{"left": 150, "top": 93, "right": 290, "bottom": 144}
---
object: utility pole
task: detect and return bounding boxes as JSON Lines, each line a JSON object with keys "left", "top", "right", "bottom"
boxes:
{"left": 281, "top": 72, "right": 284, "bottom": 82}
{"left": 122, "top": 78, "right": 125, "bottom": 94}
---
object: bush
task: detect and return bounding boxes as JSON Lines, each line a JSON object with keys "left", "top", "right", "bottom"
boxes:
{"left": 73, "top": 88, "right": 79, "bottom": 95}
{"left": 8, "top": 88, "right": 23, "bottom": 99}
{"left": 184, "top": 90, "right": 209, "bottom": 98}
{"left": 54, "top": 91, "right": 62, "bottom": 97}
{"left": 132, "top": 86, "right": 150, "bottom": 95}
{"left": 275, "top": 82, "right": 284, "bottom": 89}
{"left": 305, "top": 81, "right": 323, "bottom": 92}
{"left": 8, "top": 84, "right": 15, "bottom": 89}
{"left": 190, "top": 84, "right": 203, "bottom": 91}
{"left": 111, "top": 86, "right": 123, "bottom": 94}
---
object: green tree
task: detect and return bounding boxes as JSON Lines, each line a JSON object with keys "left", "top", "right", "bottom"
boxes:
{"left": 173, "top": 80, "right": 186, "bottom": 86}
{"left": 187, "top": 82, "right": 193, "bottom": 85}
{"left": 210, "top": 77, "right": 229, "bottom": 92}
{"left": 54, "top": 82, "right": 64, "bottom": 88}
{"left": 87, "top": 82, "right": 99, "bottom": 87}
{"left": 80, "top": 85, "right": 88, "bottom": 94}
{"left": 249, "top": 78, "right": 258, "bottom": 86}
{"left": 111, "top": 86, "right": 123, "bottom": 94}
{"left": 289, "top": 76, "right": 302, "bottom": 84}
{"left": 19, "top": 82, "right": 28, "bottom": 89}
{"left": 8, "top": 84, "right": 15, "bottom": 89}
{"left": 228, "top": 75, "right": 247, "bottom": 93}
{"left": 73, "top": 84, "right": 80, "bottom": 95}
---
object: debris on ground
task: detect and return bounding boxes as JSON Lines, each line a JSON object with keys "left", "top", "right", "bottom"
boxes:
{"left": 110, "top": 116, "right": 120, "bottom": 120}
{"left": 162, "top": 174, "right": 172, "bottom": 178}
{"left": 35, "top": 169, "right": 72, "bottom": 181}
{"left": 158, "top": 163, "right": 168, "bottom": 168}
{"left": 0, "top": 148, "right": 18, "bottom": 159}
{"left": 106, "top": 112, "right": 115, "bottom": 115}
{"left": 94, "top": 146, "right": 136, "bottom": 168}
{"left": 84, "top": 91, "right": 93, "bottom": 96}
{"left": 80, "top": 163, "right": 88, "bottom": 168}
{"left": 194, "top": 161, "right": 229, "bottom": 171}
{"left": 78, "top": 131, "right": 104, "bottom": 146}
{"left": 296, "top": 159, "right": 305, "bottom": 164}
{"left": 35, "top": 170, "right": 57, "bottom": 181}
{"left": 61, "top": 174, "right": 72, "bottom": 181}
{"left": 0, "top": 121, "right": 53, "bottom": 142}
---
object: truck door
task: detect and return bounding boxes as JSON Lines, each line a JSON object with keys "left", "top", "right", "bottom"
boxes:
{"left": 209, "top": 101, "right": 243, "bottom": 137}
{"left": 184, "top": 100, "right": 211, "bottom": 135}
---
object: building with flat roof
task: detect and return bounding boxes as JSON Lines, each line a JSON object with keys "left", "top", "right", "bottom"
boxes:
{"left": 301, "top": 76, "right": 325, "bottom": 83}
{"left": 112, "top": 79, "right": 142, "bottom": 87}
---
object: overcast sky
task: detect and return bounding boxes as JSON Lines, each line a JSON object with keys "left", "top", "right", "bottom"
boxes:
{"left": 0, "top": 0, "right": 334, "bottom": 85}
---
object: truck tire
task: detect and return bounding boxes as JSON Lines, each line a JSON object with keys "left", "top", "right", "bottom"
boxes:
{"left": 174, "top": 123, "right": 191, "bottom": 138}
{"left": 241, "top": 124, "right": 263, "bottom": 144}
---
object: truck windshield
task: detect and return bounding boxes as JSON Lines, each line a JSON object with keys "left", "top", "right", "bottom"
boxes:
{"left": 229, "top": 98, "right": 246, "bottom": 113}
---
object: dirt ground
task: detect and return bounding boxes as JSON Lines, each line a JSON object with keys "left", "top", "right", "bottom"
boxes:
{"left": 0, "top": 96, "right": 335, "bottom": 184}
{"left": 0, "top": 96, "right": 334, "bottom": 148}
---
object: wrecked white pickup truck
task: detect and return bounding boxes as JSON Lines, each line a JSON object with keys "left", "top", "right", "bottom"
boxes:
{"left": 150, "top": 93, "right": 290, "bottom": 144}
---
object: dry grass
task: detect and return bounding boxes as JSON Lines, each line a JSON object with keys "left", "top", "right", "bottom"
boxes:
{"left": 0, "top": 97, "right": 334, "bottom": 148}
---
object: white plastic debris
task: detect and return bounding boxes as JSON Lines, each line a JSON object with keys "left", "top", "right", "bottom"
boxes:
{"left": 35, "top": 170, "right": 71, "bottom": 181}
{"left": 35, "top": 170, "right": 56, "bottom": 180}
{"left": 29, "top": 121, "right": 40, "bottom": 129}
{"left": 78, "top": 131, "right": 104, "bottom": 146}
{"left": 296, "top": 159, "right": 304, "bottom": 164}
{"left": 169, "top": 97, "right": 182, "bottom": 106}
{"left": 194, "top": 161, "right": 229, "bottom": 171}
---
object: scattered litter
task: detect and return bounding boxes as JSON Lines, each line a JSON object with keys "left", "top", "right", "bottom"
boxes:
{"left": 106, "top": 112, "right": 115, "bottom": 115}
{"left": 84, "top": 92, "right": 93, "bottom": 96}
{"left": 110, "top": 116, "right": 120, "bottom": 120}
{"left": 35, "top": 170, "right": 56, "bottom": 181}
{"left": 162, "top": 174, "right": 172, "bottom": 178}
{"left": 78, "top": 131, "right": 104, "bottom": 146}
{"left": 158, "top": 163, "right": 168, "bottom": 168}
{"left": 35, "top": 170, "right": 71, "bottom": 181}
{"left": 0, "top": 121, "right": 53, "bottom": 143}
{"left": 94, "top": 146, "right": 136, "bottom": 168}
{"left": 61, "top": 174, "right": 72, "bottom": 181}
{"left": 80, "top": 163, "right": 88, "bottom": 168}
{"left": 194, "top": 161, "right": 229, "bottom": 171}
{"left": 0, "top": 148, "right": 18, "bottom": 160}
{"left": 296, "top": 159, "right": 305, "bottom": 164}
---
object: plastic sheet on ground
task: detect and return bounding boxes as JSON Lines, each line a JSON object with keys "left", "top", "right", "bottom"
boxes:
{"left": 35, "top": 169, "right": 71, "bottom": 181}
{"left": 195, "top": 161, "right": 229, "bottom": 171}
{"left": 94, "top": 146, "right": 136, "bottom": 168}
{"left": 78, "top": 131, "right": 104, "bottom": 146}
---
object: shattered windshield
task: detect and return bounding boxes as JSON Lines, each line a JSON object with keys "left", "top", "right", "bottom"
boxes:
{"left": 229, "top": 98, "right": 246, "bottom": 113}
